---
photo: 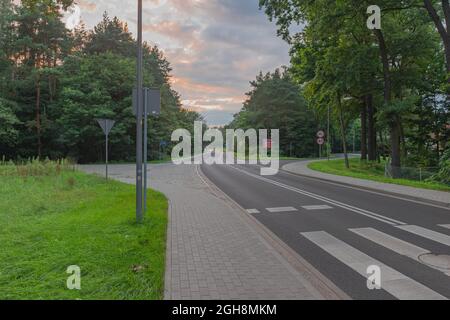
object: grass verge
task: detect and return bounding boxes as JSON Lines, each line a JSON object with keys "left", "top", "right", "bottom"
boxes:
{"left": 308, "top": 158, "right": 450, "bottom": 192}
{"left": 0, "top": 166, "right": 168, "bottom": 300}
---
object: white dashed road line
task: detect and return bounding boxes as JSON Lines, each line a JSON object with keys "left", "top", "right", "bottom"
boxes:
{"left": 266, "top": 207, "right": 298, "bottom": 213}
{"left": 302, "top": 205, "right": 333, "bottom": 211}
{"left": 230, "top": 165, "right": 406, "bottom": 226}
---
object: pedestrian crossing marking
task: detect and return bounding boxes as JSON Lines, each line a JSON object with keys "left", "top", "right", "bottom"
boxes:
{"left": 301, "top": 231, "right": 446, "bottom": 300}
{"left": 246, "top": 209, "right": 260, "bottom": 214}
{"left": 397, "top": 225, "right": 450, "bottom": 247}
{"left": 439, "top": 224, "right": 450, "bottom": 230}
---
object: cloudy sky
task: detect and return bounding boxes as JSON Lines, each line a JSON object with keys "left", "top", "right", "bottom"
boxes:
{"left": 72, "top": 0, "right": 291, "bottom": 126}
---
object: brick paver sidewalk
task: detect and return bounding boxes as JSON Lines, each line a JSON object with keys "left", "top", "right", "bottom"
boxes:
{"left": 150, "top": 164, "right": 345, "bottom": 300}
{"left": 283, "top": 160, "right": 450, "bottom": 207}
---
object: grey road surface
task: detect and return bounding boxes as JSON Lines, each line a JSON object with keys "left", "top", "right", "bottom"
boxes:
{"left": 201, "top": 162, "right": 450, "bottom": 300}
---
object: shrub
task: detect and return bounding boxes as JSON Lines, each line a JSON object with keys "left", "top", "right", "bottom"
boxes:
{"left": 431, "top": 149, "right": 450, "bottom": 185}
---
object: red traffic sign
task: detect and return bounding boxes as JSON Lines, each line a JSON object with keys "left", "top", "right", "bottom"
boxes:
{"left": 263, "top": 139, "right": 272, "bottom": 149}
{"left": 317, "top": 138, "right": 325, "bottom": 145}
{"left": 317, "top": 130, "right": 325, "bottom": 138}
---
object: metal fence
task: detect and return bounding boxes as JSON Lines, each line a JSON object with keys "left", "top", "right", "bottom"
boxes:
{"left": 385, "top": 164, "right": 440, "bottom": 182}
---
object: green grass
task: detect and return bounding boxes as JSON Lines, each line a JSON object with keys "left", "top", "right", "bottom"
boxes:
{"left": 0, "top": 165, "right": 168, "bottom": 300}
{"left": 308, "top": 158, "right": 450, "bottom": 192}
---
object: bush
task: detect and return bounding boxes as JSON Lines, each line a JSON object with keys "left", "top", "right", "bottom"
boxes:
{"left": 0, "top": 158, "right": 75, "bottom": 177}
{"left": 431, "top": 149, "right": 450, "bottom": 185}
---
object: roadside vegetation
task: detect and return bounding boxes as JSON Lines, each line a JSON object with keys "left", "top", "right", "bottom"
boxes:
{"left": 308, "top": 158, "right": 450, "bottom": 192}
{"left": 253, "top": 1, "right": 449, "bottom": 179}
{"left": 0, "top": 1, "right": 200, "bottom": 163}
{"left": 0, "top": 160, "right": 168, "bottom": 300}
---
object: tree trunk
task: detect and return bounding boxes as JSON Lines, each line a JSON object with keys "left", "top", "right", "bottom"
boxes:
{"left": 360, "top": 99, "right": 368, "bottom": 161}
{"left": 424, "top": 0, "right": 450, "bottom": 89}
{"left": 390, "top": 120, "right": 401, "bottom": 178}
{"left": 36, "top": 74, "right": 42, "bottom": 158}
{"left": 374, "top": 29, "right": 401, "bottom": 176}
{"left": 338, "top": 98, "right": 350, "bottom": 169}
{"left": 366, "top": 94, "right": 377, "bottom": 161}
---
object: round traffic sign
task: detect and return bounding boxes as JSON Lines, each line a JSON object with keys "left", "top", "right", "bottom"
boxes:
{"left": 317, "top": 138, "right": 325, "bottom": 145}
{"left": 317, "top": 130, "right": 325, "bottom": 138}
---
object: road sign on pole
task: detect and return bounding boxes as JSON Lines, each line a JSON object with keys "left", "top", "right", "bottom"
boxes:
{"left": 317, "top": 130, "right": 325, "bottom": 139}
{"left": 263, "top": 139, "right": 272, "bottom": 149}
{"left": 134, "top": 87, "right": 161, "bottom": 215}
{"left": 143, "top": 88, "right": 148, "bottom": 214}
{"left": 96, "top": 119, "right": 116, "bottom": 180}
{"left": 133, "top": 88, "right": 161, "bottom": 117}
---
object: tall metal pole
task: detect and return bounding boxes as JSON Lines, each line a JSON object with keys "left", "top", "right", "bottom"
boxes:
{"left": 106, "top": 134, "right": 109, "bottom": 180}
{"left": 327, "top": 105, "right": 331, "bottom": 161}
{"left": 144, "top": 88, "right": 148, "bottom": 214}
{"left": 136, "top": 0, "right": 144, "bottom": 223}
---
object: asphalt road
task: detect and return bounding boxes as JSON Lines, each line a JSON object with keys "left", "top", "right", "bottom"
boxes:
{"left": 201, "top": 162, "right": 450, "bottom": 300}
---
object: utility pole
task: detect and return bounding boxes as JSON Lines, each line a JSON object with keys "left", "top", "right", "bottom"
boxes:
{"left": 136, "top": 0, "right": 144, "bottom": 223}
{"left": 144, "top": 88, "right": 148, "bottom": 214}
{"left": 327, "top": 105, "right": 331, "bottom": 161}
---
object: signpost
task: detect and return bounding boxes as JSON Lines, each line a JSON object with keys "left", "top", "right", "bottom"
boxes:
{"left": 143, "top": 88, "right": 161, "bottom": 213}
{"left": 96, "top": 119, "right": 116, "bottom": 180}
{"left": 263, "top": 139, "right": 273, "bottom": 149}
{"left": 134, "top": 88, "right": 161, "bottom": 213}
{"left": 317, "top": 131, "right": 325, "bottom": 159}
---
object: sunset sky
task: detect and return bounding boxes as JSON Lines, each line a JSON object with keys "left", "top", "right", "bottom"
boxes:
{"left": 72, "top": 0, "right": 291, "bottom": 126}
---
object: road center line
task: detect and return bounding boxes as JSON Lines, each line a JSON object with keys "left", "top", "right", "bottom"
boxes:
{"left": 229, "top": 165, "right": 406, "bottom": 226}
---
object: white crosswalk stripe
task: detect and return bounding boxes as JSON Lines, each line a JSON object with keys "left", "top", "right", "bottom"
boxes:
{"left": 266, "top": 207, "right": 298, "bottom": 213}
{"left": 349, "top": 227, "right": 450, "bottom": 276}
{"left": 350, "top": 228, "right": 429, "bottom": 261}
{"left": 301, "top": 231, "right": 446, "bottom": 300}
{"left": 439, "top": 224, "right": 450, "bottom": 230}
{"left": 246, "top": 209, "right": 260, "bottom": 214}
{"left": 397, "top": 225, "right": 450, "bottom": 247}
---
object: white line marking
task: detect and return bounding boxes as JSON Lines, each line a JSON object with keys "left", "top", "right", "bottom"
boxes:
{"left": 266, "top": 207, "right": 298, "bottom": 213}
{"left": 350, "top": 228, "right": 429, "bottom": 261}
{"left": 302, "top": 205, "right": 333, "bottom": 211}
{"left": 301, "top": 231, "right": 446, "bottom": 300}
{"left": 351, "top": 227, "right": 450, "bottom": 276}
{"left": 397, "top": 225, "right": 450, "bottom": 247}
{"left": 246, "top": 209, "right": 260, "bottom": 214}
{"left": 278, "top": 166, "right": 450, "bottom": 211}
{"left": 439, "top": 224, "right": 450, "bottom": 230}
{"left": 230, "top": 165, "right": 406, "bottom": 226}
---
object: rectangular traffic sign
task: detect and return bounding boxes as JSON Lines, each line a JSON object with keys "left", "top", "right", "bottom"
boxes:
{"left": 146, "top": 88, "right": 161, "bottom": 116}
{"left": 133, "top": 88, "right": 161, "bottom": 116}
